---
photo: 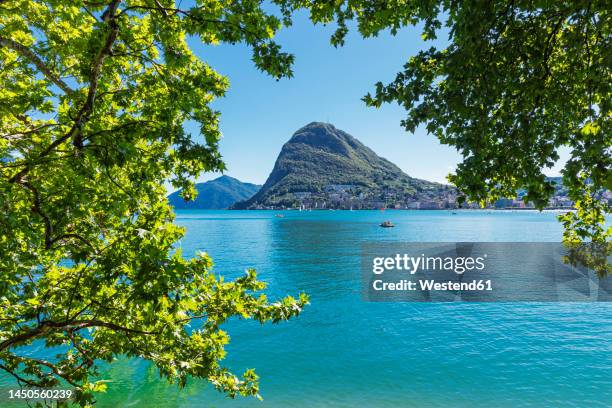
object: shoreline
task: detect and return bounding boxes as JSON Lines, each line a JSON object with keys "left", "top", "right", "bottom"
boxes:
{"left": 232, "top": 207, "right": 576, "bottom": 211}
{"left": 174, "top": 208, "right": 576, "bottom": 212}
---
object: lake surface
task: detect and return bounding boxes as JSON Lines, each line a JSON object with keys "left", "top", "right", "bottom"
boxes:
{"left": 7, "top": 210, "right": 612, "bottom": 407}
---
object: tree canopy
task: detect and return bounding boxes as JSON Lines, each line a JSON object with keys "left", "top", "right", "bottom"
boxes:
{"left": 1, "top": 1, "right": 307, "bottom": 406}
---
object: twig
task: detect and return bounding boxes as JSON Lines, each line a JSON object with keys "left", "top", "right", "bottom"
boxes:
{"left": 0, "top": 37, "right": 75, "bottom": 95}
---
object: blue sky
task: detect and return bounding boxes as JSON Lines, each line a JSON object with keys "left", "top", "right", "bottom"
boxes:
{"left": 184, "top": 11, "right": 460, "bottom": 185}
{"left": 186, "top": 10, "right": 567, "bottom": 186}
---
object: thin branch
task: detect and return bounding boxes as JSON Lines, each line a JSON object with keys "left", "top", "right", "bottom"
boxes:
{"left": 118, "top": 4, "right": 265, "bottom": 42}
{"left": 1, "top": 123, "right": 60, "bottom": 140}
{"left": 1, "top": 319, "right": 158, "bottom": 351}
{"left": 154, "top": 0, "right": 168, "bottom": 17}
{"left": 542, "top": 15, "right": 566, "bottom": 81}
{"left": 0, "top": 154, "right": 75, "bottom": 169}
{"left": 0, "top": 364, "right": 47, "bottom": 388}
{"left": 27, "top": 358, "right": 80, "bottom": 387}
{"left": 67, "top": 329, "right": 94, "bottom": 368}
{"left": 81, "top": 119, "right": 156, "bottom": 142}
{"left": 8, "top": 0, "right": 121, "bottom": 183}
{"left": 22, "top": 181, "right": 53, "bottom": 249}
{"left": 0, "top": 37, "right": 76, "bottom": 95}
{"left": 50, "top": 233, "right": 97, "bottom": 251}
{"left": 71, "top": 0, "right": 121, "bottom": 149}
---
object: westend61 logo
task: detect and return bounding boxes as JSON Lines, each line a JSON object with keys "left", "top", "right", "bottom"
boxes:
{"left": 361, "top": 243, "right": 610, "bottom": 302}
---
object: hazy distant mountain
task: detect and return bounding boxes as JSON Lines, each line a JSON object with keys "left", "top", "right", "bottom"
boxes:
{"left": 544, "top": 176, "right": 569, "bottom": 196}
{"left": 168, "top": 176, "right": 260, "bottom": 209}
{"left": 232, "top": 122, "right": 454, "bottom": 209}
{"left": 515, "top": 176, "right": 569, "bottom": 198}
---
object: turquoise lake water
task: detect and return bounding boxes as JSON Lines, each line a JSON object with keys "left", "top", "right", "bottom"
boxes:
{"left": 4, "top": 210, "right": 611, "bottom": 407}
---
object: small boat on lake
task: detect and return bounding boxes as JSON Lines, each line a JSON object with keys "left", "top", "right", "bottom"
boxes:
{"left": 380, "top": 221, "right": 395, "bottom": 228}
{"left": 275, "top": 214, "right": 284, "bottom": 218}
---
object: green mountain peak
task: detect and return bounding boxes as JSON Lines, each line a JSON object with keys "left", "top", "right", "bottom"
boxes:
{"left": 233, "top": 123, "right": 455, "bottom": 209}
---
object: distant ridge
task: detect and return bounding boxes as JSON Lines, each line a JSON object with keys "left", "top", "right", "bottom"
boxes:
{"left": 233, "top": 122, "right": 455, "bottom": 210}
{"left": 168, "top": 175, "right": 260, "bottom": 209}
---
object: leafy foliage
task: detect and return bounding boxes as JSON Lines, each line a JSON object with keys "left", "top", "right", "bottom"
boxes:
{"left": 0, "top": 1, "right": 307, "bottom": 406}
{"left": 278, "top": 0, "right": 611, "bottom": 246}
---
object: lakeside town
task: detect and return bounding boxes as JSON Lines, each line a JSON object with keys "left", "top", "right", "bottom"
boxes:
{"left": 245, "top": 183, "right": 612, "bottom": 211}
{"left": 241, "top": 184, "right": 612, "bottom": 210}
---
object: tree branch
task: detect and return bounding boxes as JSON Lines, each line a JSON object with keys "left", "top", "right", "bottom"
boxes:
{"left": 71, "top": 0, "right": 121, "bottom": 149}
{"left": 22, "top": 181, "right": 53, "bottom": 249}
{"left": 67, "top": 329, "right": 94, "bottom": 368}
{"left": 1, "top": 123, "right": 59, "bottom": 141}
{"left": 0, "top": 364, "right": 47, "bottom": 388}
{"left": 7, "top": 0, "right": 121, "bottom": 183}
{"left": 27, "top": 358, "right": 80, "bottom": 387}
{"left": 542, "top": 15, "right": 566, "bottom": 81}
{"left": 0, "top": 37, "right": 75, "bottom": 95}
{"left": 1, "top": 319, "right": 158, "bottom": 352}
{"left": 50, "top": 233, "right": 97, "bottom": 252}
